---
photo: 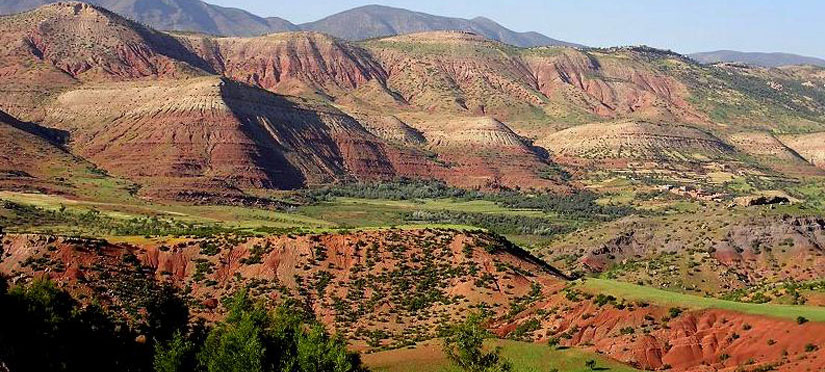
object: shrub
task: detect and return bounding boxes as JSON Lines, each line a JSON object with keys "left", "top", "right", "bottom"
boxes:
{"left": 442, "top": 313, "right": 512, "bottom": 372}
{"left": 668, "top": 307, "right": 683, "bottom": 318}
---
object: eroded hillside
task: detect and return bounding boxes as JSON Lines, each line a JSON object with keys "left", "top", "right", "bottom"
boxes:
{"left": 1, "top": 229, "right": 822, "bottom": 371}
{"left": 1, "top": 3, "right": 825, "bottom": 200}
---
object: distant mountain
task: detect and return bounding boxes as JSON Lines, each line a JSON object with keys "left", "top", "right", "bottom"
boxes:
{"left": 299, "top": 5, "right": 578, "bottom": 47}
{"left": 0, "top": 1, "right": 575, "bottom": 46}
{"left": 0, "top": 0, "right": 298, "bottom": 36}
{"left": 690, "top": 50, "right": 825, "bottom": 68}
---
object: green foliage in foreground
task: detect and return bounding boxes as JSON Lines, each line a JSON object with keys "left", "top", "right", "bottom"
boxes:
{"left": 443, "top": 313, "right": 512, "bottom": 372}
{"left": 0, "top": 277, "right": 367, "bottom": 372}
{"left": 155, "top": 290, "right": 367, "bottom": 372}
{"left": 0, "top": 278, "right": 160, "bottom": 372}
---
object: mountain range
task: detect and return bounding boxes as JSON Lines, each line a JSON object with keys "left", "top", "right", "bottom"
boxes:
{"left": 0, "top": 0, "right": 575, "bottom": 46}
{"left": 690, "top": 50, "right": 825, "bottom": 68}
{"left": 7, "top": 0, "right": 823, "bottom": 64}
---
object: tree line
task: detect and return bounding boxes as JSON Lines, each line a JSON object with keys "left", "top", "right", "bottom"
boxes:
{"left": 0, "top": 277, "right": 366, "bottom": 372}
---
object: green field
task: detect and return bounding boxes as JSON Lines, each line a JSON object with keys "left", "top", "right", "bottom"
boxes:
{"left": 363, "top": 339, "right": 640, "bottom": 372}
{"left": 580, "top": 278, "right": 825, "bottom": 322}
{"left": 0, "top": 191, "right": 561, "bottom": 237}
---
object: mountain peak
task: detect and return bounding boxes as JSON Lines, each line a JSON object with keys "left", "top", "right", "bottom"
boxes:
{"left": 0, "top": 0, "right": 299, "bottom": 36}
{"left": 300, "top": 5, "right": 575, "bottom": 47}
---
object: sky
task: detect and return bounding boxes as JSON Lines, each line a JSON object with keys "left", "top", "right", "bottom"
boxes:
{"left": 206, "top": 0, "right": 825, "bottom": 58}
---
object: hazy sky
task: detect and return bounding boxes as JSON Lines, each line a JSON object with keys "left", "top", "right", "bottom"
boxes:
{"left": 206, "top": 0, "right": 824, "bottom": 58}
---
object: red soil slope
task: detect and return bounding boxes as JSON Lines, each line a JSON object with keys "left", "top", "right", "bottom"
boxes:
{"left": 1, "top": 230, "right": 822, "bottom": 371}
{"left": 0, "top": 109, "right": 97, "bottom": 194}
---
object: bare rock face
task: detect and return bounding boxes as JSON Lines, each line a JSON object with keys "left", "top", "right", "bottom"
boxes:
{"left": 363, "top": 32, "right": 548, "bottom": 117}
{"left": 524, "top": 48, "right": 699, "bottom": 122}
{"left": 0, "top": 2, "right": 211, "bottom": 123}
{"left": 180, "top": 32, "right": 392, "bottom": 99}
{"left": 6, "top": 3, "right": 825, "bottom": 197}
{"left": 508, "top": 302, "right": 825, "bottom": 372}
{"left": 414, "top": 116, "right": 566, "bottom": 190}
{"left": 0, "top": 6, "right": 579, "bottom": 197}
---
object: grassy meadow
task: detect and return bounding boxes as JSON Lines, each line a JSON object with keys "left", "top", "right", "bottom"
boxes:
{"left": 363, "top": 339, "right": 640, "bottom": 372}
{"left": 580, "top": 278, "right": 825, "bottom": 322}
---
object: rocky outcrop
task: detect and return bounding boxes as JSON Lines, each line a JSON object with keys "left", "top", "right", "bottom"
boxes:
{"left": 525, "top": 48, "right": 700, "bottom": 122}
{"left": 501, "top": 299, "right": 825, "bottom": 372}
{"left": 0, "top": 2, "right": 210, "bottom": 80}
{"left": 417, "top": 116, "right": 566, "bottom": 190}
{"left": 2, "top": 3, "right": 825, "bottom": 197}
{"left": 427, "top": 117, "right": 527, "bottom": 148}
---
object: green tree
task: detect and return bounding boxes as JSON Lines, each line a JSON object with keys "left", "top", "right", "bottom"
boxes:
{"left": 442, "top": 313, "right": 512, "bottom": 372}
{"left": 154, "top": 331, "right": 196, "bottom": 372}
{"left": 292, "top": 324, "right": 366, "bottom": 372}
{"left": 0, "top": 278, "right": 148, "bottom": 372}
{"left": 196, "top": 290, "right": 366, "bottom": 372}
{"left": 198, "top": 291, "right": 269, "bottom": 372}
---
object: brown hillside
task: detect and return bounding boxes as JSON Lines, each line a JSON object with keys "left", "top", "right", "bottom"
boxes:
{"left": 351, "top": 115, "right": 427, "bottom": 145}
{"left": 538, "top": 120, "right": 735, "bottom": 167}
{"left": 179, "top": 32, "right": 394, "bottom": 100}
{"left": 419, "top": 117, "right": 565, "bottom": 190}
{"left": 41, "top": 77, "right": 402, "bottom": 199}
{"left": 0, "top": 7, "right": 578, "bottom": 196}
{"left": 780, "top": 132, "right": 825, "bottom": 169}
{"left": 0, "top": 109, "right": 96, "bottom": 194}
{"left": 727, "top": 132, "right": 823, "bottom": 176}
{"left": 523, "top": 48, "right": 700, "bottom": 123}
{"left": 0, "top": 229, "right": 566, "bottom": 349}
{"left": 542, "top": 214, "right": 825, "bottom": 294}
{"left": 0, "top": 2, "right": 209, "bottom": 81}
{"left": 3, "top": 3, "right": 825, "bottom": 197}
